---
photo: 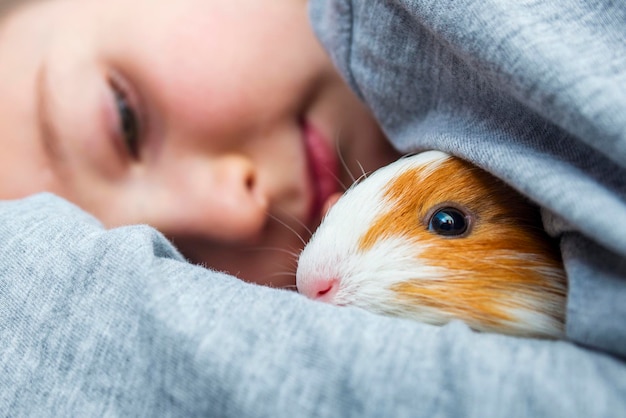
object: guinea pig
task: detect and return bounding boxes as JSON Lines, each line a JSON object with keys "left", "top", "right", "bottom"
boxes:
{"left": 296, "top": 151, "right": 567, "bottom": 339}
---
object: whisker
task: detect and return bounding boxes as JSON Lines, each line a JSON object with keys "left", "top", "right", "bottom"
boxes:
{"left": 259, "top": 263, "right": 299, "bottom": 289}
{"left": 265, "top": 271, "right": 298, "bottom": 279}
{"left": 267, "top": 213, "right": 308, "bottom": 247}
{"left": 274, "top": 206, "right": 313, "bottom": 237}
{"left": 334, "top": 127, "right": 356, "bottom": 185}
{"left": 324, "top": 164, "right": 348, "bottom": 192}
{"left": 356, "top": 160, "right": 368, "bottom": 180}
{"left": 244, "top": 246, "right": 301, "bottom": 259}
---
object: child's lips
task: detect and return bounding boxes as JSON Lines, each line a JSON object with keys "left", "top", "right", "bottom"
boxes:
{"left": 301, "top": 120, "right": 341, "bottom": 226}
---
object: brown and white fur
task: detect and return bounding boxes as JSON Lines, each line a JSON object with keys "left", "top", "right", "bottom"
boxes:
{"left": 296, "top": 151, "right": 567, "bottom": 339}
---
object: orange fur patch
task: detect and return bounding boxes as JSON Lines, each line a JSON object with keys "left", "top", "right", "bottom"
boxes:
{"left": 357, "top": 157, "right": 566, "bottom": 334}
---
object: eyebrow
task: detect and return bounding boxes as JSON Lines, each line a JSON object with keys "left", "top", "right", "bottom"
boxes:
{"left": 36, "top": 61, "right": 63, "bottom": 163}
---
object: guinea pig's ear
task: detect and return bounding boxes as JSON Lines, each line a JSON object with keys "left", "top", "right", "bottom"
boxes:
{"left": 425, "top": 204, "right": 473, "bottom": 238}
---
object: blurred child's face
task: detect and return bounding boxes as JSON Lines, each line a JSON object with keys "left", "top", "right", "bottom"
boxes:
{"left": 0, "top": 0, "right": 399, "bottom": 286}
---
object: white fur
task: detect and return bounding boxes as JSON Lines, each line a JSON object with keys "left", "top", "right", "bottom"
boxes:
{"left": 296, "top": 150, "right": 566, "bottom": 339}
{"left": 297, "top": 151, "right": 452, "bottom": 314}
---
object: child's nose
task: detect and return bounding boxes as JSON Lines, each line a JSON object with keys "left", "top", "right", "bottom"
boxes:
{"left": 205, "top": 154, "right": 269, "bottom": 240}
{"left": 160, "top": 153, "right": 270, "bottom": 244}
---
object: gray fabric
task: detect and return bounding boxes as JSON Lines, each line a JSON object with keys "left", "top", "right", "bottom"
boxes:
{"left": 3, "top": 0, "right": 626, "bottom": 415}
{"left": 310, "top": 0, "right": 626, "bottom": 358}
{"left": 1, "top": 193, "right": 626, "bottom": 417}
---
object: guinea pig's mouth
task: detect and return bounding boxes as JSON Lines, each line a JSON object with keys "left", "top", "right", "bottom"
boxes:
{"left": 300, "top": 119, "right": 341, "bottom": 226}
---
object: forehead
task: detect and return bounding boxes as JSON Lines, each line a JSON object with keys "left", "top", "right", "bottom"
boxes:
{"left": 38, "top": 0, "right": 306, "bottom": 48}
{"left": 80, "top": 0, "right": 302, "bottom": 22}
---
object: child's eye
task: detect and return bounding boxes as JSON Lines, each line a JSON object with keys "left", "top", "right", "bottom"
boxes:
{"left": 110, "top": 78, "right": 140, "bottom": 160}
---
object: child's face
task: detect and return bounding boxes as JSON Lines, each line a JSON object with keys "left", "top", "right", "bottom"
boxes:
{"left": 0, "top": 0, "right": 399, "bottom": 286}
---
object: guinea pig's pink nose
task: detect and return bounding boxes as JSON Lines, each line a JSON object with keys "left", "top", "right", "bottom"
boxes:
{"left": 298, "top": 277, "right": 339, "bottom": 303}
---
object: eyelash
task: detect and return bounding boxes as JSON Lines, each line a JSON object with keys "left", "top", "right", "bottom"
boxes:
{"left": 109, "top": 76, "right": 141, "bottom": 160}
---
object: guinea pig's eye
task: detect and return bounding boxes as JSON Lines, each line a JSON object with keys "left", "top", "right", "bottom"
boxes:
{"left": 428, "top": 207, "right": 469, "bottom": 237}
